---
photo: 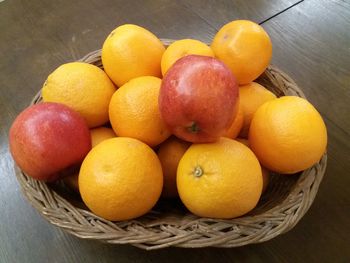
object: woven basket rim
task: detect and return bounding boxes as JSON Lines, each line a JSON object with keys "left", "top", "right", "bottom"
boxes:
{"left": 14, "top": 39, "right": 327, "bottom": 250}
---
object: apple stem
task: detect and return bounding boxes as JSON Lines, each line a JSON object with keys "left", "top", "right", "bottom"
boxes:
{"left": 193, "top": 166, "right": 203, "bottom": 177}
{"left": 187, "top": 122, "right": 200, "bottom": 133}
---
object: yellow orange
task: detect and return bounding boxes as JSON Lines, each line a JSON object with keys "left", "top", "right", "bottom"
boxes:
{"left": 177, "top": 137, "right": 262, "bottom": 219}
{"left": 249, "top": 96, "right": 327, "bottom": 174}
{"left": 223, "top": 103, "right": 244, "bottom": 139}
{"left": 239, "top": 82, "right": 276, "bottom": 137}
{"left": 90, "top": 127, "right": 116, "bottom": 147}
{"left": 161, "top": 39, "right": 214, "bottom": 75}
{"left": 211, "top": 20, "right": 272, "bottom": 85}
{"left": 109, "top": 76, "right": 171, "bottom": 147}
{"left": 236, "top": 138, "right": 270, "bottom": 193}
{"left": 62, "top": 126, "right": 116, "bottom": 192}
{"left": 102, "top": 24, "right": 165, "bottom": 87}
{"left": 79, "top": 137, "right": 163, "bottom": 221}
{"left": 157, "top": 137, "right": 191, "bottom": 198}
{"left": 42, "top": 62, "right": 116, "bottom": 128}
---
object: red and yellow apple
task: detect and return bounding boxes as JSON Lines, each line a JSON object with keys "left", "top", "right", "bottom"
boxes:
{"left": 9, "top": 102, "right": 91, "bottom": 181}
{"left": 159, "top": 55, "right": 239, "bottom": 143}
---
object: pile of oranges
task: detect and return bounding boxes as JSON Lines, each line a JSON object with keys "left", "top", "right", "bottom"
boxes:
{"left": 35, "top": 21, "right": 327, "bottom": 221}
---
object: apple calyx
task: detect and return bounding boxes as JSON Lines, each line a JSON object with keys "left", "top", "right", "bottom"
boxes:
{"left": 187, "top": 122, "right": 201, "bottom": 133}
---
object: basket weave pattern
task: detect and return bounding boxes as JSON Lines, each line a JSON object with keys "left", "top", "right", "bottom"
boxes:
{"left": 14, "top": 40, "right": 327, "bottom": 250}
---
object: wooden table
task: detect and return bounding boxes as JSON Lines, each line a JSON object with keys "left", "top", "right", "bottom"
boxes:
{"left": 1, "top": 0, "right": 349, "bottom": 262}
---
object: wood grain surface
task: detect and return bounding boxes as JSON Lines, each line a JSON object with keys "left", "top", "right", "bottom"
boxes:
{"left": 1, "top": 0, "right": 349, "bottom": 262}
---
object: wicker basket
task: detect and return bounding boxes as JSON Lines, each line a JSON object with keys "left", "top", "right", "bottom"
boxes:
{"left": 14, "top": 39, "right": 327, "bottom": 250}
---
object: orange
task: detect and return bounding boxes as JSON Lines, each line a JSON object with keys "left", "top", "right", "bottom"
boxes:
{"left": 157, "top": 137, "right": 191, "bottom": 198}
{"left": 79, "top": 137, "right": 163, "bottom": 221}
{"left": 211, "top": 20, "right": 272, "bottom": 85}
{"left": 90, "top": 127, "right": 116, "bottom": 147}
{"left": 62, "top": 126, "right": 116, "bottom": 192}
{"left": 109, "top": 76, "right": 171, "bottom": 147}
{"left": 161, "top": 39, "right": 214, "bottom": 75}
{"left": 236, "top": 138, "right": 270, "bottom": 193}
{"left": 223, "top": 102, "right": 244, "bottom": 139}
{"left": 177, "top": 137, "right": 262, "bottom": 219}
{"left": 239, "top": 82, "right": 276, "bottom": 137}
{"left": 102, "top": 24, "right": 165, "bottom": 87}
{"left": 249, "top": 96, "right": 327, "bottom": 174}
{"left": 42, "top": 62, "right": 116, "bottom": 128}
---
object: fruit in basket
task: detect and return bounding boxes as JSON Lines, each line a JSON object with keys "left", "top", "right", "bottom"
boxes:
{"left": 79, "top": 137, "right": 163, "bottom": 221}
{"left": 239, "top": 82, "right": 276, "bottom": 137}
{"left": 90, "top": 127, "right": 116, "bottom": 147}
{"left": 177, "top": 137, "right": 262, "bottom": 219}
{"left": 62, "top": 126, "right": 116, "bottom": 192}
{"left": 161, "top": 39, "right": 214, "bottom": 75}
{"left": 42, "top": 62, "right": 116, "bottom": 128}
{"left": 211, "top": 20, "right": 272, "bottom": 85}
{"left": 223, "top": 102, "right": 244, "bottom": 139}
{"left": 102, "top": 24, "right": 165, "bottom": 87}
{"left": 249, "top": 96, "right": 327, "bottom": 174}
{"left": 236, "top": 138, "right": 270, "bottom": 193}
{"left": 157, "top": 136, "right": 191, "bottom": 198}
{"left": 109, "top": 76, "right": 171, "bottom": 147}
{"left": 159, "top": 55, "right": 239, "bottom": 143}
{"left": 9, "top": 102, "right": 91, "bottom": 181}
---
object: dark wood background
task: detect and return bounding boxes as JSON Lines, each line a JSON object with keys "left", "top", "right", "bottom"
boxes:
{"left": 1, "top": 0, "right": 349, "bottom": 262}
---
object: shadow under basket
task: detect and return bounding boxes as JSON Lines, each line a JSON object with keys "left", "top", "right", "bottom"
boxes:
{"left": 14, "top": 40, "right": 327, "bottom": 250}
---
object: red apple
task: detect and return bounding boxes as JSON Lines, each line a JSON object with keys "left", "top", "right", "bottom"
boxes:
{"left": 159, "top": 55, "right": 239, "bottom": 143}
{"left": 9, "top": 102, "right": 91, "bottom": 181}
